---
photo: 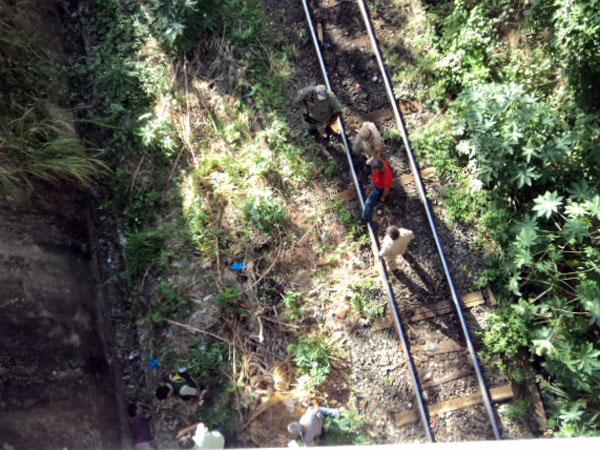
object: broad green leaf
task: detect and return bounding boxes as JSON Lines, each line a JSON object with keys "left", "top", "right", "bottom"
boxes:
{"left": 568, "top": 180, "right": 594, "bottom": 202}
{"left": 576, "top": 342, "right": 600, "bottom": 375}
{"left": 516, "top": 218, "right": 538, "bottom": 247}
{"left": 562, "top": 218, "right": 590, "bottom": 243}
{"left": 583, "top": 195, "right": 600, "bottom": 220}
{"left": 532, "top": 191, "right": 563, "bottom": 219}
{"left": 532, "top": 338, "right": 554, "bottom": 356}
{"left": 559, "top": 403, "right": 585, "bottom": 424}
{"left": 564, "top": 201, "right": 587, "bottom": 218}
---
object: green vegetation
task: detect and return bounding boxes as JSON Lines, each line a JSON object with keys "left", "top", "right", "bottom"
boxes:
{"left": 283, "top": 290, "right": 304, "bottom": 321}
{"left": 288, "top": 337, "right": 337, "bottom": 391}
{"left": 398, "top": 0, "right": 600, "bottom": 436}
{"left": 0, "top": 1, "right": 105, "bottom": 194}
{"left": 216, "top": 287, "right": 245, "bottom": 314}
{"left": 184, "top": 339, "right": 238, "bottom": 433}
{"left": 329, "top": 199, "right": 364, "bottom": 241}
{"left": 506, "top": 398, "right": 532, "bottom": 422}
{"left": 124, "top": 229, "right": 167, "bottom": 284}
{"left": 350, "top": 279, "right": 385, "bottom": 320}
{"left": 149, "top": 282, "right": 193, "bottom": 327}
{"left": 322, "top": 409, "right": 369, "bottom": 445}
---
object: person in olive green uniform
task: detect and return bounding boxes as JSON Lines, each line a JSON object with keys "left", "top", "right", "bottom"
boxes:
{"left": 295, "top": 84, "right": 342, "bottom": 138}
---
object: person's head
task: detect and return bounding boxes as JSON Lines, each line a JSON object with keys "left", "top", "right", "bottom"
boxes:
{"left": 287, "top": 421, "right": 303, "bottom": 437}
{"left": 370, "top": 159, "right": 384, "bottom": 172}
{"left": 386, "top": 226, "right": 400, "bottom": 240}
{"left": 127, "top": 404, "right": 137, "bottom": 418}
{"left": 176, "top": 436, "right": 195, "bottom": 449}
{"left": 316, "top": 84, "right": 328, "bottom": 100}
{"left": 155, "top": 384, "right": 172, "bottom": 400}
{"left": 358, "top": 124, "right": 372, "bottom": 140}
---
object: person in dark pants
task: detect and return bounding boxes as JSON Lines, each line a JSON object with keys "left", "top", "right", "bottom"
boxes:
{"left": 155, "top": 368, "right": 207, "bottom": 403}
{"left": 295, "top": 84, "right": 342, "bottom": 138}
{"left": 362, "top": 158, "right": 394, "bottom": 223}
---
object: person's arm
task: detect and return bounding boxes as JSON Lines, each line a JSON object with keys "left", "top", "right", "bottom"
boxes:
{"left": 176, "top": 423, "right": 199, "bottom": 439}
{"left": 379, "top": 236, "right": 393, "bottom": 258}
{"left": 381, "top": 187, "right": 390, "bottom": 202}
{"left": 328, "top": 94, "right": 342, "bottom": 114}
{"left": 295, "top": 87, "right": 313, "bottom": 103}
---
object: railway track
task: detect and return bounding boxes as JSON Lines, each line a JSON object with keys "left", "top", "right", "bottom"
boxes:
{"left": 299, "top": 0, "right": 506, "bottom": 442}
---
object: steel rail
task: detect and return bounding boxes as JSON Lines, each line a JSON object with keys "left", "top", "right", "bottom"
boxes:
{"left": 355, "top": 0, "right": 502, "bottom": 440}
{"left": 301, "top": 0, "right": 434, "bottom": 441}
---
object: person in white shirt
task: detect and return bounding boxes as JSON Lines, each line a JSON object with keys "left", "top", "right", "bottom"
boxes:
{"left": 352, "top": 121, "right": 384, "bottom": 163}
{"left": 175, "top": 422, "right": 225, "bottom": 449}
{"left": 379, "top": 226, "right": 414, "bottom": 271}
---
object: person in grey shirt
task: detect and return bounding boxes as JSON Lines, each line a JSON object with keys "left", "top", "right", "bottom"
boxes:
{"left": 287, "top": 404, "right": 340, "bottom": 446}
{"left": 295, "top": 84, "right": 342, "bottom": 138}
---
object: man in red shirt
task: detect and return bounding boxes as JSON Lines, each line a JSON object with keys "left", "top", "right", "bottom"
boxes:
{"left": 362, "top": 158, "right": 394, "bottom": 222}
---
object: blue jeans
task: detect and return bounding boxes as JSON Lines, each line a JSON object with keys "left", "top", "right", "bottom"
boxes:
{"left": 362, "top": 187, "right": 383, "bottom": 222}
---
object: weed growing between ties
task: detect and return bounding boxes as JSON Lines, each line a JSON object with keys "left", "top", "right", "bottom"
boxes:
{"left": 350, "top": 279, "right": 385, "bottom": 321}
{"left": 391, "top": 0, "right": 600, "bottom": 435}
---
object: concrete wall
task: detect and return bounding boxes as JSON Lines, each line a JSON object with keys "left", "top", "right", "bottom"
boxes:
{"left": 0, "top": 194, "right": 123, "bottom": 450}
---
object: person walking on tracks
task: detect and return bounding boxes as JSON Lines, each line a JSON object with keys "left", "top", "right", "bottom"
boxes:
{"left": 295, "top": 84, "right": 342, "bottom": 138}
{"left": 379, "top": 225, "right": 414, "bottom": 271}
{"left": 287, "top": 403, "right": 340, "bottom": 446}
{"left": 362, "top": 158, "right": 394, "bottom": 223}
{"left": 352, "top": 121, "right": 383, "bottom": 162}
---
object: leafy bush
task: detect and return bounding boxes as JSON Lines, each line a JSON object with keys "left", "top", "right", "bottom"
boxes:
{"left": 455, "top": 83, "right": 569, "bottom": 200}
{"left": 244, "top": 193, "right": 289, "bottom": 233}
{"left": 149, "top": 0, "right": 217, "bottom": 54}
{"left": 288, "top": 337, "right": 336, "bottom": 390}
{"left": 0, "top": 4, "right": 105, "bottom": 194}
{"left": 506, "top": 398, "right": 532, "bottom": 422}
{"left": 350, "top": 279, "right": 385, "bottom": 321}
{"left": 322, "top": 409, "right": 368, "bottom": 445}
{"left": 553, "top": 0, "right": 600, "bottom": 111}
{"left": 184, "top": 338, "right": 227, "bottom": 380}
{"left": 216, "top": 287, "right": 245, "bottom": 313}
{"left": 283, "top": 291, "right": 304, "bottom": 321}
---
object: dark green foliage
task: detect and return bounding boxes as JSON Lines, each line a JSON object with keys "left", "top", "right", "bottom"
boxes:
{"left": 184, "top": 338, "right": 227, "bottom": 381}
{"left": 244, "top": 194, "right": 289, "bottom": 234}
{"left": 149, "top": 282, "right": 193, "bottom": 327}
{"left": 350, "top": 279, "right": 385, "bottom": 320}
{"left": 416, "top": 0, "right": 600, "bottom": 435}
{"left": 149, "top": 0, "right": 217, "bottom": 54}
{"left": 288, "top": 337, "right": 336, "bottom": 389}
{"left": 506, "top": 398, "right": 532, "bottom": 422}
{"left": 553, "top": 0, "right": 600, "bottom": 111}
{"left": 125, "top": 229, "right": 166, "bottom": 282}
{"left": 456, "top": 83, "right": 568, "bottom": 199}
{"left": 184, "top": 340, "right": 237, "bottom": 432}
{"left": 216, "top": 287, "right": 245, "bottom": 313}
{"left": 322, "top": 410, "right": 368, "bottom": 445}
{"left": 283, "top": 291, "right": 304, "bottom": 321}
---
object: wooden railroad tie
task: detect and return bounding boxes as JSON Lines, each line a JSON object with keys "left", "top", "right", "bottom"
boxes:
{"left": 373, "top": 289, "right": 494, "bottom": 331}
{"left": 396, "top": 384, "right": 514, "bottom": 428}
{"left": 399, "top": 167, "right": 437, "bottom": 187}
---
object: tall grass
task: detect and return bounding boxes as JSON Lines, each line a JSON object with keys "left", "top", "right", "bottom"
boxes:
{"left": 0, "top": 1, "right": 105, "bottom": 194}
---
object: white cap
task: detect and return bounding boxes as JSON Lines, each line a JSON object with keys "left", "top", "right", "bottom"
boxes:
{"left": 316, "top": 85, "right": 328, "bottom": 100}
